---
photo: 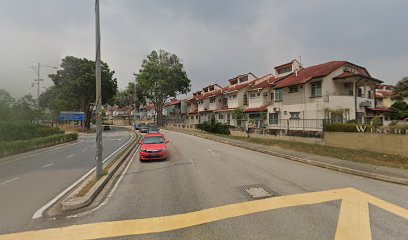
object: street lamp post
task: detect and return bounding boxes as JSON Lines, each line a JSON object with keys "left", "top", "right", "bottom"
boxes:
{"left": 95, "top": 0, "right": 103, "bottom": 178}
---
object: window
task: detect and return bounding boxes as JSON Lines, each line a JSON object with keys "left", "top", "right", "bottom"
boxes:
{"left": 209, "top": 98, "right": 215, "bottom": 103}
{"left": 311, "top": 82, "right": 322, "bottom": 97}
{"left": 218, "top": 113, "right": 224, "bottom": 119}
{"left": 257, "top": 92, "right": 261, "bottom": 97}
{"left": 270, "top": 92, "right": 274, "bottom": 101}
{"left": 277, "top": 66, "right": 292, "bottom": 75}
{"left": 289, "top": 112, "right": 300, "bottom": 119}
{"left": 250, "top": 93, "right": 256, "bottom": 99}
{"left": 269, "top": 113, "right": 279, "bottom": 124}
{"left": 274, "top": 89, "right": 283, "bottom": 101}
{"left": 249, "top": 113, "right": 261, "bottom": 119}
{"left": 331, "top": 112, "right": 343, "bottom": 123}
{"left": 232, "top": 94, "right": 237, "bottom": 99}
{"left": 243, "top": 94, "right": 248, "bottom": 105}
{"left": 288, "top": 86, "right": 299, "bottom": 93}
{"left": 195, "top": 115, "right": 198, "bottom": 119}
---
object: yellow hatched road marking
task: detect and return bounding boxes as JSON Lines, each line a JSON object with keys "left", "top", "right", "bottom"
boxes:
{"left": 0, "top": 188, "right": 406, "bottom": 240}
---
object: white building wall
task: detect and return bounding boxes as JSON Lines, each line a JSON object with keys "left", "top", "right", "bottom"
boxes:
{"left": 248, "top": 88, "right": 271, "bottom": 108}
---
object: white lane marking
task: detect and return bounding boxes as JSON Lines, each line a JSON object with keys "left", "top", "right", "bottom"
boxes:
{"left": 32, "top": 133, "right": 135, "bottom": 219}
{"left": 67, "top": 145, "right": 141, "bottom": 219}
{"left": 41, "top": 163, "right": 54, "bottom": 168}
{"left": 46, "top": 142, "right": 78, "bottom": 152}
{"left": 66, "top": 154, "right": 75, "bottom": 159}
{"left": 81, "top": 148, "right": 88, "bottom": 152}
{"left": 1, "top": 177, "right": 19, "bottom": 185}
{"left": 190, "top": 158, "right": 195, "bottom": 165}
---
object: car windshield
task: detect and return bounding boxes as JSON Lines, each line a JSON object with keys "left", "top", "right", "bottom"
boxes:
{"left": 149, "top": 127, "right": 159, "bottom": 131}
{"left": 143, "top": 136, "right": 165, "bottom": 144}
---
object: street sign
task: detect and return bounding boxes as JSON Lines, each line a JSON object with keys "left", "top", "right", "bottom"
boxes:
{"left": 59, "top": 111, "right": 85, "bottom": 121}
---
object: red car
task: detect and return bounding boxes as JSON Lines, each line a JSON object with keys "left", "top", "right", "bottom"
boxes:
{"left": 139, "top": 134, "right": 169, "bottom": 161}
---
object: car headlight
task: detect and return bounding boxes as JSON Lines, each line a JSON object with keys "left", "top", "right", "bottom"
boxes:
{"left": 141, "top": 149, "right": 148, "bottom": 152}
{"left": 160, "top": 147, "right": 167, "bottom": 151}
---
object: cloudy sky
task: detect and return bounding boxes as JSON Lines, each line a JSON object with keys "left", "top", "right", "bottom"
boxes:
{"left": 0, "top": 0, "right": 407, "bottom": 98}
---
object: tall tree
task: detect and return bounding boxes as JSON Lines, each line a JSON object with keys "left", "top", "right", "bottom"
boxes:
{"left": 392, "top": 76, "right": 408, "bottom": 100}
{"left": 0, "top": 89, "right": 15, "bottom": 120}
{"left": 114, "top": 82, "right": 146, "bottom": 107}
{"left": 11, "top": 94, "right": 40, "bottom": 121}
{"left": 45, "top": 56, "right": 117, "bottom": 128}
{"left": 136, "top": 50, "right": 190, "bottom": 125}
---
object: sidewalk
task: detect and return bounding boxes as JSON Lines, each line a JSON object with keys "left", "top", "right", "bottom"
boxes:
{"left": 166, "top": 127, "right": 408, "bottom": 186}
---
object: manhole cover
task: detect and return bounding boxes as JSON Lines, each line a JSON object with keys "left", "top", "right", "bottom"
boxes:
{"left": 241, "top": 184, "right": 277, "bottom": 200}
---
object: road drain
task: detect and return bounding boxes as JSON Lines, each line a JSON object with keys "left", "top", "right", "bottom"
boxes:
{"left": 240, "top": 184, "right": 278, "bottom": 200}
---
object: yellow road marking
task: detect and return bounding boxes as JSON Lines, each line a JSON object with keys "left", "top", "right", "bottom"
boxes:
{"left": 0, "top": 188, "right": 406, "bottom": 240}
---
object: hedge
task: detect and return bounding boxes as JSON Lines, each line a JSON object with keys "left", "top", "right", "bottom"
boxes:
{"left": 324, "top": 123, "right": 373, "bottom": 132}
{"left": 0, "top": 133, "right": 78, "bottom": 157}
{"left": 0, "top": 121, "right": 63, "bottom": 142}
{"left": 197, "top": 121, "right": 231, "bottom": 135}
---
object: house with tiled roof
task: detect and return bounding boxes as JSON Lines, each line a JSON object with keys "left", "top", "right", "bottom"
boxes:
{"left": 375, "top": 84, "right": 395, "bottom": 108}
{"left": 163, "top": 98, "right": 187, "bottom": 123}
{"left": 214, "top": 73, "right": 257, "bottom": 126}
{"left": 267, "top": 60, "right": 383, "bottom": 130}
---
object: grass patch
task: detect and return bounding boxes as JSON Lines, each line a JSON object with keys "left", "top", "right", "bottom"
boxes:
{"left": 167, "top": 128, "right": 408, "bottom": 169}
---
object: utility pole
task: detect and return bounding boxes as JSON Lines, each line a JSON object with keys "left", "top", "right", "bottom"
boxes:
{"left": 95, "top": 0, "right": 103, "bottom": 178}
{"left": 31, "top": 63, "right": 43, "bottom": 106}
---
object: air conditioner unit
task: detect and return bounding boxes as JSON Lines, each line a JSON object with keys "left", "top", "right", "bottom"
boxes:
{"left": 263, "top": 92, "right": 268, "bottom": 96}
{"left": 273, "top": 107, "right": 280, "bottom": 112}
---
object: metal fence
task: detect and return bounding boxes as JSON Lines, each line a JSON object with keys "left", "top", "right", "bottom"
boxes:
{"left": 268, "top": 119, "right": 329, "bottom": 131}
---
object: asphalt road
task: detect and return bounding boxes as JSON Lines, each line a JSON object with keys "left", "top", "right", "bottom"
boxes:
{"left": 20, "top": 129, "right": 407, "bottom": 240}
{"left": 0, "top": 127, "right": 131, "bottom": 235}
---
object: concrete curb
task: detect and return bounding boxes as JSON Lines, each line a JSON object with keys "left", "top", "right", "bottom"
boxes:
{"left": 166, "top": 128, "right": 408, "bottom": 186}
{"left": 61, "top": 132, "right": 140, "bottom": 211}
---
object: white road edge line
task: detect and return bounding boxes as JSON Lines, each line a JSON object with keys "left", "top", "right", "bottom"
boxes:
{"left": 81, "top": 148, "right": 88, "bottom": 152}
{"left": 1, "top": 177, "right": 19, "bottom": 185}
{"left": 66, "top": 154, "right": 75, "bottom": 159}
{"left": 67, "top": 145, "right": 140, "bottom": 219}
{"left": 41, "top": 163, "right": 54, "bottom": 168}
{"left": 32, "top": 134, "right": 134, "bottom": 219}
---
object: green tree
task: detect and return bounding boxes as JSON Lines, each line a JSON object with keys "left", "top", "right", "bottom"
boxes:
{"left": 392, "top": 77, "right": 408, "bottom": 100}
{"left": 114, "top": 82, "right": 146, "bottom": 107}
{"left": 0, "top": 89, "right": 15, "bottom": 120}
{"left": 11, "top": 94, "right": 40, "bottom": 121}
{"left": 390, "top": 101, "right": 408, "bottom": 119}
{"left": 44, "top": 56, "right": 117, "bottom": 128}
{"left": 136, "top": 50, "right": 190, "bottom": 125}
{"left": 232, "top": 107, "right": 244, "bottom": 119}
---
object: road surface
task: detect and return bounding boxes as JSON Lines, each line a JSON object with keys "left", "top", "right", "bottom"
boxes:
{"left": 14, "top": 129, "right": 407, "bottom": 240}
{"left": 0, "top": 127, "right": 131, "bottom": 235}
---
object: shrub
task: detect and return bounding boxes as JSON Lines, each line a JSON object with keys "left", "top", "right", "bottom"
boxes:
{"left": 324, "top": 123, "right": 372, "bottom": 132}
{"left": 196, "top": 121, "right": 230, "bottom": 135}
{"left": 0, "top": 121, "right": 63, "bottom": 142}
{"left": 0, "top": 133, "right": 78, "bottom": 157}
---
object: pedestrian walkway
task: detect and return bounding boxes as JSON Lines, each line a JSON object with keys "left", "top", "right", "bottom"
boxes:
{"left": 165, "top": 127, "right": 408, "bottom": 185}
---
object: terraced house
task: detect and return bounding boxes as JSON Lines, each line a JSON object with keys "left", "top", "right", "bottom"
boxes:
{"left": 184, "top": 59, "right": 385, "bottom": 132}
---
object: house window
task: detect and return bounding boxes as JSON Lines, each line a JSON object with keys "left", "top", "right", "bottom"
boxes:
{"left": 218, "top": 113, "right": 224, "bottom": 119}
{"left": 311, "top": 82, "right": 322, "bottom": 97}
{"left": 243, "top": 94, "right": 248, "bottom": 105}
{"left": 289, "top": 112, "right": 300, "bottom": 119}
{"left": 232, "top": 94, "right": 237, "bottom": 99}
{"left": 250, "top": 93, "right": 256, "bottom": 99}
{"left": 274, "top": 89, "right": 283, "bottom": 101}
{"left": 277, "top": 66, "right": 292, "bottom": 75}
{"left": 209, "top": 98, "right": 215, "bottom": 103}
{"left": 195, "top": 115, "right": 198, "bottom": 119}
{"left": 288, "top": 86, "right": 299, "bottom": 93}
{"left": 331, "top": 112, "right": 343, "bottom": 123}
{"left": 249, "top": 113, "right": 261, "bottom": 119}
{"left": 269, "top": 113, "right": 279, "bottom": 124}
{"left": 257, "top": 92, "right": 261, "bottom": 97}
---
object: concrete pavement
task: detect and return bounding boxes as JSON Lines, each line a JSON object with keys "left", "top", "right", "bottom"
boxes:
{"left": 17, "top": 130, "right": 408, "bottom": 240}
{"left": 0, "top": 127, "right": 131, "bottom": 234}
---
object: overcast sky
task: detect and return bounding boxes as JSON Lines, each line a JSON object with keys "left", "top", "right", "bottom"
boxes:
{"left": 1, "top": 0, "right": 407, "bottom": 98}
